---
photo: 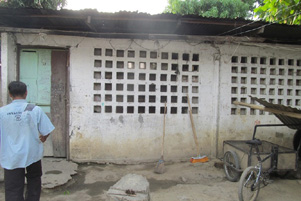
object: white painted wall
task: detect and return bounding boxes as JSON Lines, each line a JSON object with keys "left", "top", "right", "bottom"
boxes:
{"left": 1, "top": 32, "right": 299, "bottom": 163}
{"left": 67, "top": 38, "right": 219, "bottom": 163}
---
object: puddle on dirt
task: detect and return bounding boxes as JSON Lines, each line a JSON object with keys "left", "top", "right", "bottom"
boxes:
{"left": 42, "top": 169, "right": 116, "bottom": 197}
{"left": 148, "top": 179, "right": 180, "bottom": 192}
{"left": 84, "top": 181, "right": 116, "bottom": 196}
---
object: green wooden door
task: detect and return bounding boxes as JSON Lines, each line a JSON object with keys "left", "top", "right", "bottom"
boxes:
{"left": 20, "top": 49, "right": 51, "bottom": 113}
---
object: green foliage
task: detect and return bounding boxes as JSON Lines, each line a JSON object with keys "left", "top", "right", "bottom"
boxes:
{"left": 165, "top": 0, "right": 261, "bottom": 19}
{"left": 0, "top": 0, "right": 66, "bottom": 10}
{"left": 255, "top": 0, "right": 301, "bottom": 25}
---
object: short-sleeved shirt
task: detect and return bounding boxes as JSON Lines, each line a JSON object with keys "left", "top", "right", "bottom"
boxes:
{"left": 0, "top": 99, "right": 55, "bottom": 169}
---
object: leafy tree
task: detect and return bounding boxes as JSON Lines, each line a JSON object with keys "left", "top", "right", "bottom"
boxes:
{"left": 255, "top": 0, "right": 301, "bottom": 25}
{"left": 164, "top": 0, "right": 262, "bottom": 19}
{"left": 0, "top": 0, "right": 66, "bottom": 10}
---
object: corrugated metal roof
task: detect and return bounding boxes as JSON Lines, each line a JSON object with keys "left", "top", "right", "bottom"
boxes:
{"left": 251, "top": 96, "right": 301, "bottom": 130}
{"left": 0, "top": 8, "right": 301, "bottom": 44}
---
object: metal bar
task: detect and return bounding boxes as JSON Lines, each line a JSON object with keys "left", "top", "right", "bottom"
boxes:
{"left": 252, "top": 124, "right": 287, "bottom": 139}
{"left": 224, "top": 140, "right": 250, "bottom": 154}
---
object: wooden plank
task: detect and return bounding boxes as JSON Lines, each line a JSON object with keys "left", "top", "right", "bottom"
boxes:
{"left": 233, "top": 101, "right": 301, "bottom": 119}
{"left": 187, "top": 94, "right": 200, "bottom": 156}
{"left": 51, "top": 50, "right": 68, "bottom": 157}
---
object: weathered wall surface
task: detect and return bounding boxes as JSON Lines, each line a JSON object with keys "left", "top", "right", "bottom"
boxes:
{"left": 1, "top": 32, "right": 299, "bottom": 163}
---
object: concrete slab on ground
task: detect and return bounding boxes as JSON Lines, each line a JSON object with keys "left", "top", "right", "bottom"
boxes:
{"left": 0, "top": 158, "right": 78, "bottom": 189}
{"left": 107, "top": 174, "right": 150, "bottom": 201}
{"left": 42, "top": 158, "right": 78, "bottom": 189}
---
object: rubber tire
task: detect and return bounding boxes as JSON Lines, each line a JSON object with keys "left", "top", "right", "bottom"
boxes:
{"left": 293, "top": 130, "right": 301, "bottom": 160}
{"left": 238, "top": 166, "right": 260, "bottom": 201}
{"left": 223, "top": 150, "right": 240, "bottom": 182}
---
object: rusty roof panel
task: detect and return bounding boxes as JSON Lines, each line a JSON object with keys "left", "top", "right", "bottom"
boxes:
{"left": 251, "top": 96, "right": 301, "bottom": 130}
{"left": 0, "top": 8, "right": 301, "bottom": 44}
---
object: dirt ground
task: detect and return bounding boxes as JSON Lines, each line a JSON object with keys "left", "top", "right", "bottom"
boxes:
{"left": 0, "top": 159, "right": 300, "bottom": 201}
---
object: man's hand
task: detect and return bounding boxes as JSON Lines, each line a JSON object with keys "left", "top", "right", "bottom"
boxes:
{"left": 39, "top": 134, "right": 49, "bottom": 143}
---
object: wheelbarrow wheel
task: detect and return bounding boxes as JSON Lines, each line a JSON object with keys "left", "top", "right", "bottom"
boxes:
{"left": 223, "top": 150, "right": 240, "bottom": 182}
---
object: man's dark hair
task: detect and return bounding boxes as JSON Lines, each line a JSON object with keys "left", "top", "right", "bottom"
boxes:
{"left": 8, "top": 81, "right": 27, "bottom": 97}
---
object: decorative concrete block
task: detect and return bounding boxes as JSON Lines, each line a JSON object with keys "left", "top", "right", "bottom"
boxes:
{"left": 106, "top": 174, "right": 150, "bottom": 201}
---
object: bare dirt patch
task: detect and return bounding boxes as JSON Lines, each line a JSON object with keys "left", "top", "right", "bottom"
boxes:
{"left": 0, "top": 159, "right": 300, "bottom": 201}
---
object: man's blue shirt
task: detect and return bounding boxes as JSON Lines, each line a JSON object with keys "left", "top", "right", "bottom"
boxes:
{"left": 0, "top": 99, "right": 55, "bottom": 169}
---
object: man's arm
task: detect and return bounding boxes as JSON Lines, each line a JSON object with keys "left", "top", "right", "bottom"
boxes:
{"left": 39, "top": 134, "right": 50, "bottom": 143}
{"left": 36, "top": 106, "right": 55, "bottom": 141}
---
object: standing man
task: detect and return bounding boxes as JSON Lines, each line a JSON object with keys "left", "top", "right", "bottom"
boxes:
{"left": 0, "top": 81, "right": 55, "bottom": 201}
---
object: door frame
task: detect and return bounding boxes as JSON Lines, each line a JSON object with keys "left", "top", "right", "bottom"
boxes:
{"left": 17, "top": 45, "right": 70, "bottom": 160}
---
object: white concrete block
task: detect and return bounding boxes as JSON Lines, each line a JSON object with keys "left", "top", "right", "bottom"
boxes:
{"left": 106, "top": 174, "right": 150, "bottom": 201}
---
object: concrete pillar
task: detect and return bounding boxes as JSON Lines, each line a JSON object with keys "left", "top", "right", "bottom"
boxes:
{"left": 1, "top": 32, "right": 17, "bottom": 106}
